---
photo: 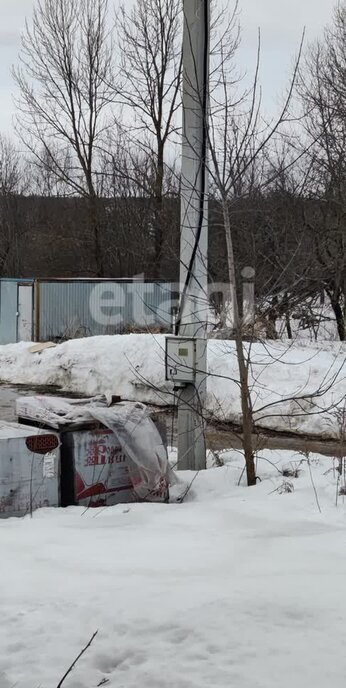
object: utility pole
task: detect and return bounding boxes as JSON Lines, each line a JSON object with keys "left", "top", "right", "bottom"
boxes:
{"left": 176, "top": 0, "right": 209, "bottom": 471}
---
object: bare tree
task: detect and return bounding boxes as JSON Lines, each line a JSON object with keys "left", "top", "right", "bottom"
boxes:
{"left": 13, "top": 0, "right": 115, "bottom": 276}
{"left": 0, "top": 135, "right": 21, "bottom": 196}
{"left": 297, "top": 4, "right": 346, "bottom": 340}
{"left": 0, "top": 135, "right": 25, "bottom": 275}
{"left": 118, "top": 0, "right": 182, "bottom": 277}
{"left": 203, "top": 7, "right": 304, "bottom": 484}
{"left": 99, "top": 132, "right": 180, "bottom": 277}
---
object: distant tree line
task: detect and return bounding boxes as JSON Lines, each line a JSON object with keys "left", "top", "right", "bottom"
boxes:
{"left": 0, "top": 0, "right": 346, "bottom": 339}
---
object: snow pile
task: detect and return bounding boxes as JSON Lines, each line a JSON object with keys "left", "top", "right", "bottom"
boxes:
{"left": 0, "top": 335, "right": 345, "bottom": 437}
{"left": 277, "top": 301, "right": 340, "bottom": 341}
{"left": 1, "top": 452, "right": 346, "bottom": 688}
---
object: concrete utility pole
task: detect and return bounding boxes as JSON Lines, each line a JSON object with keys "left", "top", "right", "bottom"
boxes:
{"left": 176, "top": 0, "right": 209, "bottom": 471}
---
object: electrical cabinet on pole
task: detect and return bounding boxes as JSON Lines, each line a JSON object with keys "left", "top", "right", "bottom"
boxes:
{"left": 175, "top": 0, "right": 209, "bottom": 471}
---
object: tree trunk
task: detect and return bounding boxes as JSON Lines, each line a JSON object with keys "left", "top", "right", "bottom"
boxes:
{"left": 331, "top": 298, "right": 345, "bottom": 341}
{"left": 222, "top": 197, "right": 256, "bottom": 486}
{"left": 235, "top": 330, "right": 257, "bottom": 485}
{"left": 152, "top": 141, "right": 164, "bottom": 278}
{"left": 285, "top": 312, "right": 292, "bottom": 339}
{"left": 89, "top": 195, "right": 104, "bottom": 278}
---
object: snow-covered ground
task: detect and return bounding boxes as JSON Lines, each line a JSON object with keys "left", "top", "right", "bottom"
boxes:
{"left": 1, "top": 450, "right": 346, "bottom": 688}
{"left": 274, "top": 299, "right": 339, "bottom": 341}
{"left": 0, "top": 335, "right": 345, "bottom": 437}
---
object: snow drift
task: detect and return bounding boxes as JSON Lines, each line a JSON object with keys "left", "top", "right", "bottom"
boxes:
{"left": 0, "top": 334, "right": 345, "bottom": 438}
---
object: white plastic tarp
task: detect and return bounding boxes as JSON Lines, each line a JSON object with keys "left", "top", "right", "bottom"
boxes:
{"left": 16, "top": 396, "right": 170, "bottom": 501}
{"left": 88, "top": 404, "right": 169, "bottom": 500}
{"left": 16, "top": 395, "right": 109, "bottom": 429}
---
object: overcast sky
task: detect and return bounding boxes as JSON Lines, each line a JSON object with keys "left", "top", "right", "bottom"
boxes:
{"left": 0, "top": 0, "right": 337, "bottom": 137}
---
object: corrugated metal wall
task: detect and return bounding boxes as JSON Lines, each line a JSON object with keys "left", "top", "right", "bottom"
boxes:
{"left": 37, "top": 280, "right": 174, "bottom": 341}
{"left": 0, "top": 279, "right": 174, "bottom": 343}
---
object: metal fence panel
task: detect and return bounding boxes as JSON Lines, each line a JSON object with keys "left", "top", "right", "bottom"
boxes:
{"left": 0, "top": 280, "right": 18, "bottom": 345}
{"left": 39, "top": 281, "right": 98, "bottom": 340}
{"left": 127, "top": 282, "right": 174, "bottom": 330}
{"left": 38, "top": 280, "right": 173, "bottom": 341}
{"left": 88, "top": 281, "right": 128, "bottom": 334}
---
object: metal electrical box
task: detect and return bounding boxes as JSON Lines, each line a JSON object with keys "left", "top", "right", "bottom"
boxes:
{"left": 165, "top": 336, "right": 196, "bottom": 384}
